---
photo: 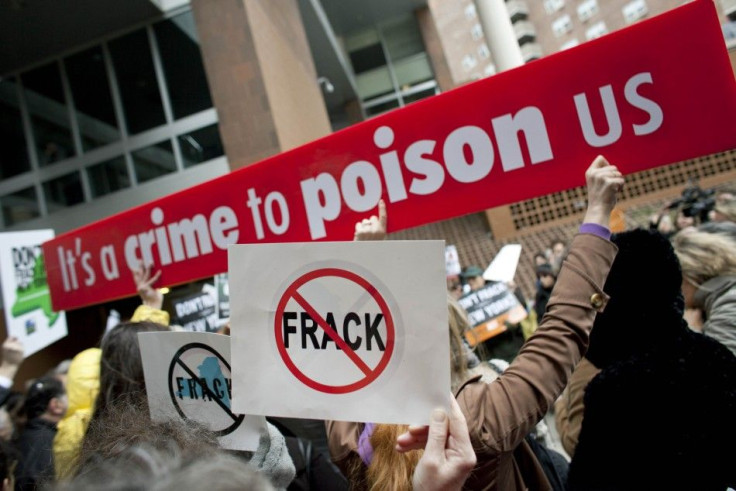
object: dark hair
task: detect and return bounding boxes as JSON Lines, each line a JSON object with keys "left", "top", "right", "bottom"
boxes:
{"left": 68, "top": 403, "right": 271, "bottom": 490}
{"left": 23, "top": 376, "right": 65, "bottom": 420}
{"left": 536, "top": 263, "right": 555, "bottom": 278}
{"left": 92, "top": 321, "right": 169, "bottom": 421}
{"left": 586, "top": 229, "right": 685, "bottom": 369}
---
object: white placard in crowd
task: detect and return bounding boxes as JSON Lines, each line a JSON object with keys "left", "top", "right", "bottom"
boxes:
{"left": 0, "top": 230, "right": 67, "bottom": 356}
{"left": 138, "top": 331, "right": 265, "bottom": 451}
{"left": 483, "top": 244, "right": 522, "bottom": 283}
{"left": 445, "top": 245, "right": 462, "bottom": 277}
{"left": 229, "top": 241, "right": 450, "bottom": 425}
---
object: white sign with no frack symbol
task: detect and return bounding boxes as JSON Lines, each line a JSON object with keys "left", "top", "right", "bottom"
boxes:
{"left": 229, "top": 241, "right": 450, "bottom": 425}
{"left": 138, "top": 331, "right": 265, "bottom": 451}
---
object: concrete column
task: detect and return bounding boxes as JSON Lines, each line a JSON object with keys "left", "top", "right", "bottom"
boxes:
{"left": 474, "top": 0, "right": 523, "bottom": 71}
{"left": 474, "top": 0, "right": 523, "bottom": 239}
{"left": 191, "top": 0, "right": 332, "bottom": 170}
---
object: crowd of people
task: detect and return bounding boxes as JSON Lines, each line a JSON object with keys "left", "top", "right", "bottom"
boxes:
{"left": 0, "top": 156, "right": 734, "bottom": 490}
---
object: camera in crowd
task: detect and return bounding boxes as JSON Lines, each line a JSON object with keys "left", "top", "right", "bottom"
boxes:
{"left": 666, "top": 182, "right": 716, "bottom": 222}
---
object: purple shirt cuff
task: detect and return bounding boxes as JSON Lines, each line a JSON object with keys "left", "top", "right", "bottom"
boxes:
{"left": 579, "top": 223, "right": 611, "bottom": 241}
{"left": 357, "top": 422, "right": 375, "bottom": 465}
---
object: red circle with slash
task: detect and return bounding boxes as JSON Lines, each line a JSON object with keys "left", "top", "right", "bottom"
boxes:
{"left": 274, "top": 268, "right": 395, "bottom": 394}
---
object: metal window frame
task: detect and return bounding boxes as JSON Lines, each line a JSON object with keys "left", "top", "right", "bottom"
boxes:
{"left": 0, "top": 7, "right": 222, "bottom": 227}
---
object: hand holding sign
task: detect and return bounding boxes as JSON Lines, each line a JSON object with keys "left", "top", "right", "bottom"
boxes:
{"left": 396, "top": 397, "right": 476, "bottom": 491}
{"left": 583, "top": 156, "right": 625, "bottom": 228}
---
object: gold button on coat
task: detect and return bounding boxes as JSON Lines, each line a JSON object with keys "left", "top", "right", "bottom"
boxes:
{"left": 590, "top": 293, "right": 604, "bottom": 309}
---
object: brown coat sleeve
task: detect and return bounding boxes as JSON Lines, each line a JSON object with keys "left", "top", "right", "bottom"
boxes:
{"left": 554, "top": 357, "right": 601, "bottom": 457}
{"left": 458, "top": 233, "right": 617, "bottom": 456}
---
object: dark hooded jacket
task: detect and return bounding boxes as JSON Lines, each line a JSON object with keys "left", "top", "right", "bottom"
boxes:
{"left": 567, "top": 229, "right": 736, "bottom": 491}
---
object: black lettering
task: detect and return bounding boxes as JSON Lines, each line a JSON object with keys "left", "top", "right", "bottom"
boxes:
{"left": 200, "top": 378, "right": 211, "bottom": 401}
{"left": 320, "top": 313, "right": 342, "bottom": 350}
{"left": 187, "top": 378, "right": 199, "bottom": 399}
{"left": 226, "top": 378, "right": 232, "bottom": 399}
{"left": 213, "top": 378, "right": 224, "bottom": 399}
{"left": 343, "top": 312, "right": 362, "bottom": 350}
{"left": 301, "top": 313, "right": 320, "bottom": 349}
{"left": 365, "top": 313, "right": 385, "bottom": 351}
{"left": 176, "top": 377, "right": 185, "bottom": 399}
{"left": 283, "top": 312, "right": 297, "bottom": 348}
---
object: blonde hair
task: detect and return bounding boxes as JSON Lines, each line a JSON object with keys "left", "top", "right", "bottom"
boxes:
{"left": 447, "top": 295, "right": 472, "bottom": 392}
{"left": 673, "top": 230, "right": 736, "bottom": 285}
{"left": 366, "top": 424, "right": 423, "bottom": 491}
{"left": 714, "top": 195, "right": 736, "bottom": 222}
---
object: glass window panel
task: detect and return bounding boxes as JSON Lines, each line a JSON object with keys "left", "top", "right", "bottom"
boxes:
{"left": 43, "top": 172, "right": 84, "bottom": 211}
{"left": 133, "top": 140, "right": 176, "bottom": 183}
{"left": 349, "top": 43, "right": 387, "bottom": 74}
{"left": 87, "top": 156, "right": 130, "bottom": 198}
{"left": 65, "top": 46, "right": 120, "bottom": 151}
{"left": 356, "top": 67, "right": 394, "bottom": 99}
{"left": 1, "top": 187, "right": 40, "bottom": 226}
{"left": 21, "top": 62, "right": 75, "bottom": 166}
{"left": 154, "top": 12, "right": 213, "bottom": 119}
{"left": 394, "top": 54, "right": 434, "bottom": 89}
{"left": 108, "top": 29, "right": 166, "bottom": 134}
{"left": 403, "top": 87, "right": 437, "bottom": 105}
{"left": 345, "top": 28, "right": 380, "bottom": 52}
{"left": 365, "top": 98, "right": 400, "bottom": 117}
{"left": 382, "top": 16, "right": 424, "bottom": 61}
{"left": 0, "top": 78, "right": 31, "bottom": 178}
{"left": 178, "top": 124, "right": 224, "bottom": 168}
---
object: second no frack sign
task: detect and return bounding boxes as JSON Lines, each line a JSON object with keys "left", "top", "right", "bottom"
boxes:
{"left": 229, "top": 240, "right": 450, "bottom": 424}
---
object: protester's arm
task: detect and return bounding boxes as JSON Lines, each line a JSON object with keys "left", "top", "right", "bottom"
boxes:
{"left": 458, "top": 156, "right": 622, "bottom": 455}
{"left": 396, "top": 397, "right": 476, "bottom": 491}
{"left": 131, "top": 265, "right": 170, "bottom": 325}
{"left": 354, "top": 199, "right": 387, "bottom": 241}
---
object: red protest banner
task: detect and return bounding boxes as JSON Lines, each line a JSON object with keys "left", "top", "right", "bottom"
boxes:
{"left": 43, "top": 0, "right": 736, "bottom": 311}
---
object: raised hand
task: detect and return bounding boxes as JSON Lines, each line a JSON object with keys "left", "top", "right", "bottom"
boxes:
{"left": 583, "top": 156, "right": 625, "bottom": 228}
{"left": 354, "top": 199, "right": 387, "bottom": 241}
{"left": 133, "top": 264, "right": 164, "bottom": 309}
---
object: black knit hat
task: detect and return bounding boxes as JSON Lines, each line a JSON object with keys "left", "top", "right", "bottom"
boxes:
{"left": 23, "top": 376, "right": 64, "bottom": 420}
{"left": 586, "top": 229, "right": 686, "bottom": 369}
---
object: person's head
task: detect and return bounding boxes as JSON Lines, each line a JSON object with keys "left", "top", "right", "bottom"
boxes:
{"left": 536, "top": 263, "right": 556, "bottom": 289}
{"left": 585, "top": 229, "right": 686, "bottom": 369}
{"left": 672, "top": 230, "right": 736, "bottom": 308}
{"left": 550, "top": 239, "right": 566, "bottom": 259}
{"left": 94, "top": 321, "right": 169, "bottom": 420}
{"left": 23, "top": 376, "right": 67, "bottom": 423}
{"left": 711, "top": 192, "right": 736, "bottom": 223}
{"left": 533, "top": 252, "right": 548, "bottom": 267}
{"left": 461, "top": 266, "right": 484, "bottom": 291}
{"left": 68, "top": 403, "right": 272, "bottom": 491}
{"left": 676, "top": 209, "right": 696, "bottom": 230}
